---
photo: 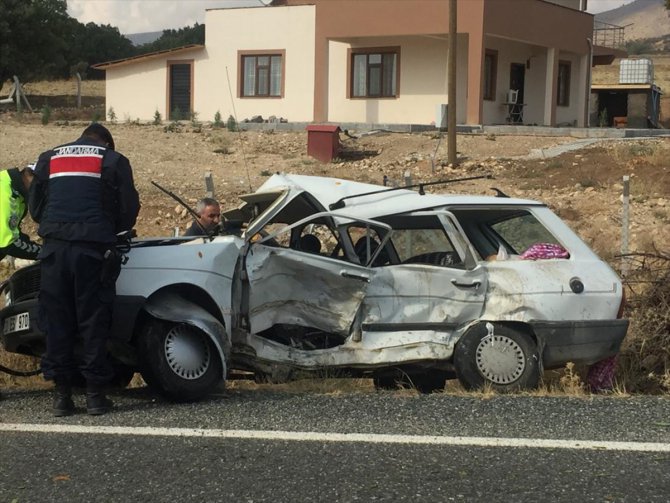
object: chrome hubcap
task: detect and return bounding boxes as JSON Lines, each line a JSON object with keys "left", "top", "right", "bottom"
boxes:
{"left": 164, "top": 324, "right": 211, "bottom": 380}
{"left": 475, "top": 335, "right": 526, "bottom": 384}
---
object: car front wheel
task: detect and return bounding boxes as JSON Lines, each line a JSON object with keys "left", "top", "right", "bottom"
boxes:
{"left": 454, "top": 324, "right": 540, "bottom": 392}
{"left": 138, "top": 319, "right": 223, "bottom": 402}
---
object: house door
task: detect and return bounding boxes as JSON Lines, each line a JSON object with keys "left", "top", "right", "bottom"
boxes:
{"left": 510, "top": 63, "right": 525, "bottom": 104}
{"left": 169, "top": 63, "right": 192, "bottom": 119}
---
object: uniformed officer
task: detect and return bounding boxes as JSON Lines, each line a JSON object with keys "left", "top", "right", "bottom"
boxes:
{"left": 0, "top": 165, "right": 41, "bottom": 261}
{"left": 29, "top": 123, "right": 140, "bottom": 416}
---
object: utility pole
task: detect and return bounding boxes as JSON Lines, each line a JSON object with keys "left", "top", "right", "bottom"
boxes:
{"left": 447, "top": 0, "right": 458, "bottom": 165}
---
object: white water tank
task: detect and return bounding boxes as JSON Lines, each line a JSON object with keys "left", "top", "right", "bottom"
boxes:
{"left": 619, "top": 59, "right": 654, "bottom": 84}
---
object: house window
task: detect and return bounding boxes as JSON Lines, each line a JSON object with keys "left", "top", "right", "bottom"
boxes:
{"left": 241, "top": 53, "right": 283, "bottom": 97}
{"left": 483, "top": 50, "right": 497, "bottom": 101}
{"left": 557, "top": 60, "right": 571, "bottom": 107}
{"left": 351, "top": 48, "right": 399, "bottom": 98}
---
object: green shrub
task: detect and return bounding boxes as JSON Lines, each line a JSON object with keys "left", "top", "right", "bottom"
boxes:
{"left": 40, "top": 104, "right": 51, "bottom": 125}
{"left": 213, "top": 111, "right": 223, "bottom": 129}
{"left": 226, "top": 114, "right": 237, "bottom": 132}
{"left": 153, "top": 110, "right": 162, "bottom": 125}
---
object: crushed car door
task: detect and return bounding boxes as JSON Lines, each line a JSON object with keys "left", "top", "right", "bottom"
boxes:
{"left": 362, "top": 210, "right": 487, "bottom": 330}
{"left": 243, "top": 212, "right": 392, "bottom": 336}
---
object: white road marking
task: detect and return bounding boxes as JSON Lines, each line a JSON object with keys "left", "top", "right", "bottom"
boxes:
{"left": 1, "top": 423, "right": 669, "bottom": 452}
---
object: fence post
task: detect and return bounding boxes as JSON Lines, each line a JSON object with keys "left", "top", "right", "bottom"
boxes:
{"left": 204, "top": 171, "right": 215, "bottom": 199}
{"left": 76, "top": 72, "right": 82, "bottom": 109}
{"left": 621, "top": 175, "right": 630, "bottom": 277}
{"left": 13, "top": 76, "right": 21, "bottom": 114}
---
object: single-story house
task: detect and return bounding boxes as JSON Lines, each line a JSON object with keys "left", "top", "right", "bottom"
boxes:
{"left": 95, "top": 0, "right": 621, "bottom": 128}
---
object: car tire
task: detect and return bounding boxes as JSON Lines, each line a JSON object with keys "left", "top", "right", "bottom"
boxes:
{"left": 138, "top": 319, "right": 223, "bottom": 402}
{"left": 454, "top": 324, "right": 540, "bottom": 392}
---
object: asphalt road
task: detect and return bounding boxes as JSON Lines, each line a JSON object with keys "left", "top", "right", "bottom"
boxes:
{"left": 1, "top": 386, "right": 669, "bottom": 502}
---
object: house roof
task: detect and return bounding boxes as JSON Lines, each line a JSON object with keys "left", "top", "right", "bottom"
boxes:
{"left": 92, "top": 44, "right": 205, "bottom": 70}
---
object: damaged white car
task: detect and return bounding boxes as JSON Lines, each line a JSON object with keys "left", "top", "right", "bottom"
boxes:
{"left": 0, "top": 174, "right": 628, "bottom": 400}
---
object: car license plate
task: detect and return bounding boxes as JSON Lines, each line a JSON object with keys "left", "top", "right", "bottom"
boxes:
{"left": 3, "top": 312, "right": 29, "bottom": 334}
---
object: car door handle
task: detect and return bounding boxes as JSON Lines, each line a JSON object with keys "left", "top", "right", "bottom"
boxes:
{"left": 451, "top": 279, "right": 481, "bottom": 289}
{"left": 340, "top": 270, "right": 371, "bottom": 283}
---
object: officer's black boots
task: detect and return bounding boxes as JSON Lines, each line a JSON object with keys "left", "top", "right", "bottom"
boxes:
{"left": 86, "top": 385, "right": 113, "bottom": 416}
{"left": 53, "top": 381, "right": 75, "bottom": 417}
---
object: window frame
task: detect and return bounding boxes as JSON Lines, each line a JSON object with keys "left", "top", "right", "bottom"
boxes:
{"left": 238, "top": 50, "right": 285, "bottom": 99}
{"left": 483, "top": 50, "right": 498, "bottom": 101}
{"left": 557, "top": 60, "right": 571, "bottom": 107}
{"left": 348, "top": 46, "right": 400, "bottom": 99}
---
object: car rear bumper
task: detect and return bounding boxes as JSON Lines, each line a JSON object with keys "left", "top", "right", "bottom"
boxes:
{"left": 1, "top": 296, "right": 146, "bottom": 359}
{"left": 0, "top": 299, "right": 42, "bottom": 356}
{"left": 531, "top": 319, "right": 629, "bottom": 368}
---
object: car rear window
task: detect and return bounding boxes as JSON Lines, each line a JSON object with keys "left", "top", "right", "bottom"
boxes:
{"left": 490, "top": 213, "right": 560, "bottom": 255}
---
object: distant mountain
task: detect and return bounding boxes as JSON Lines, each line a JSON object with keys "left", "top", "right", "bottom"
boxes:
{"left": 126, "top": 31, "right": 163, "bottom": 46}
{"left": 596, "top": 0, "right": 670, "bottom": 41}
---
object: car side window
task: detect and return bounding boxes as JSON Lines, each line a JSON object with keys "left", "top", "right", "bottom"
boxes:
{"left": 391, "top": 228, "right": 462, "bottom": 267}
{"left": 346, "top": 225, "right": 389, "bottom": 266}
{"left": 296, "top": 223, "right": 343, "bottom": 258}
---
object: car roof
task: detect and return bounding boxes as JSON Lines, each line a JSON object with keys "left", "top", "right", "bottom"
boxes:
{"left": 256, "top": 173, "right": 543, "bottom": 220}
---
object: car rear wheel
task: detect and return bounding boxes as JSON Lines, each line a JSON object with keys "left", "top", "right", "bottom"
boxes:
{"left": 138, "top": 319, "right": 223, "bottom": 402}
{"left": 454, "top": 324, "right": 540, "bottom": 391}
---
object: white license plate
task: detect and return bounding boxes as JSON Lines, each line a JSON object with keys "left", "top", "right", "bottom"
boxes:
{"left": 3, "top": 312, "right": 30, "bottom": 334}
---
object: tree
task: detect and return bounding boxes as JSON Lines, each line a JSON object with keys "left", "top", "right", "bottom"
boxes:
{"left": 67, "top": 22, "right": 134, "bottom": 78}
{"left": 136, "top": 23, "right": 205, "bottom": 55}
{"left": 0, "top": 0, "right": 70, "bottom": 84}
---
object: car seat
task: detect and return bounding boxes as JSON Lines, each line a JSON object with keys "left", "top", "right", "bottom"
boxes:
{"left": 298, "top": 234, "right": 322, "bottom": 254}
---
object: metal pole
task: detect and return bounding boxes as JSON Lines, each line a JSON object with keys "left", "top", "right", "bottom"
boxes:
{"left": 621, "top": 175, "right": 630, "bottom": 277}
{"left": 447, "top": 0, "right": 458, "bottom": 165}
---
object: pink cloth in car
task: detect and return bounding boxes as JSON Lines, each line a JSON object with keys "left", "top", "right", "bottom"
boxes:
{"left": 520, "top": 243, "right": 570, "bottom": 260}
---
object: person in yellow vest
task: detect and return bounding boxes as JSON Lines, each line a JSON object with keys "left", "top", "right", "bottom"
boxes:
{"left": 0, "top": 165, "right": 41, "bottom": 402}
{"left": 0, "top": 165, "right": 41, "bottom": 262}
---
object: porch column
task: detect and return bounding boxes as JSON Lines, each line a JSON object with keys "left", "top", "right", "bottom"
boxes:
{"left": 466, "top": 34, "right": 484, "bottom": 125}
{"left": 577, "top": 51, "right": 590, "bottom": 127}
{"left": 544, "top": 47, "right": 558, "bottom": 126}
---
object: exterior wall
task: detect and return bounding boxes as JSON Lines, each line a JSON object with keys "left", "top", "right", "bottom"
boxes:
{"left": 199, "top": 6, "right": 316, "bottom": 123}
{"left": 106, "top": 53, "right": 204, "bottom": 121}
{"left": 326, "top": 35, "right": 468, "bottom": 125}
{"left": 102, "top": 0, "right": 595, "bottom": 127}
{"left": 555, "top": 53, "right": 583, "bottom": 126}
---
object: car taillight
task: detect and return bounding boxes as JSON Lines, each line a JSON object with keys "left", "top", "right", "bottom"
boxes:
{"left": 617, "top": 286, "right": 626, "bottom": 319}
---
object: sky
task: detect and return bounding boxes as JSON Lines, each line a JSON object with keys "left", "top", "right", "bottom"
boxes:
{"left": 66, "top": 0, "right": 638, "bottom": 35}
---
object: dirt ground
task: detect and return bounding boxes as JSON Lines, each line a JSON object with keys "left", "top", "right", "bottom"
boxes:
{"left": 0, "top": 119, "right": 667, "bottom": 261}
{"left": 1, "top": 80, "right": 669, "bottom": 392}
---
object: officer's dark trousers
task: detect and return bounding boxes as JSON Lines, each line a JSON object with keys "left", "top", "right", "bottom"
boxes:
{"left": 39, "top": 240, "right": 114, "bottom": 386}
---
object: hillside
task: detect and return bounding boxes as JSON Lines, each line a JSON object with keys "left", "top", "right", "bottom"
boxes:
{"left": 596, "top": 0, "right": 670, "bottom": 41}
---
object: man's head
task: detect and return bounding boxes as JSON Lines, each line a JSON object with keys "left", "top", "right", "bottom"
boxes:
{"left": 82, "top": 123, "right": 115, "bottom": 150}
{"left": 194, "top": 197, "right": 221, "bottom": 233}
{"left": 20, "top": 164, "right": 35, "bottom": 191}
